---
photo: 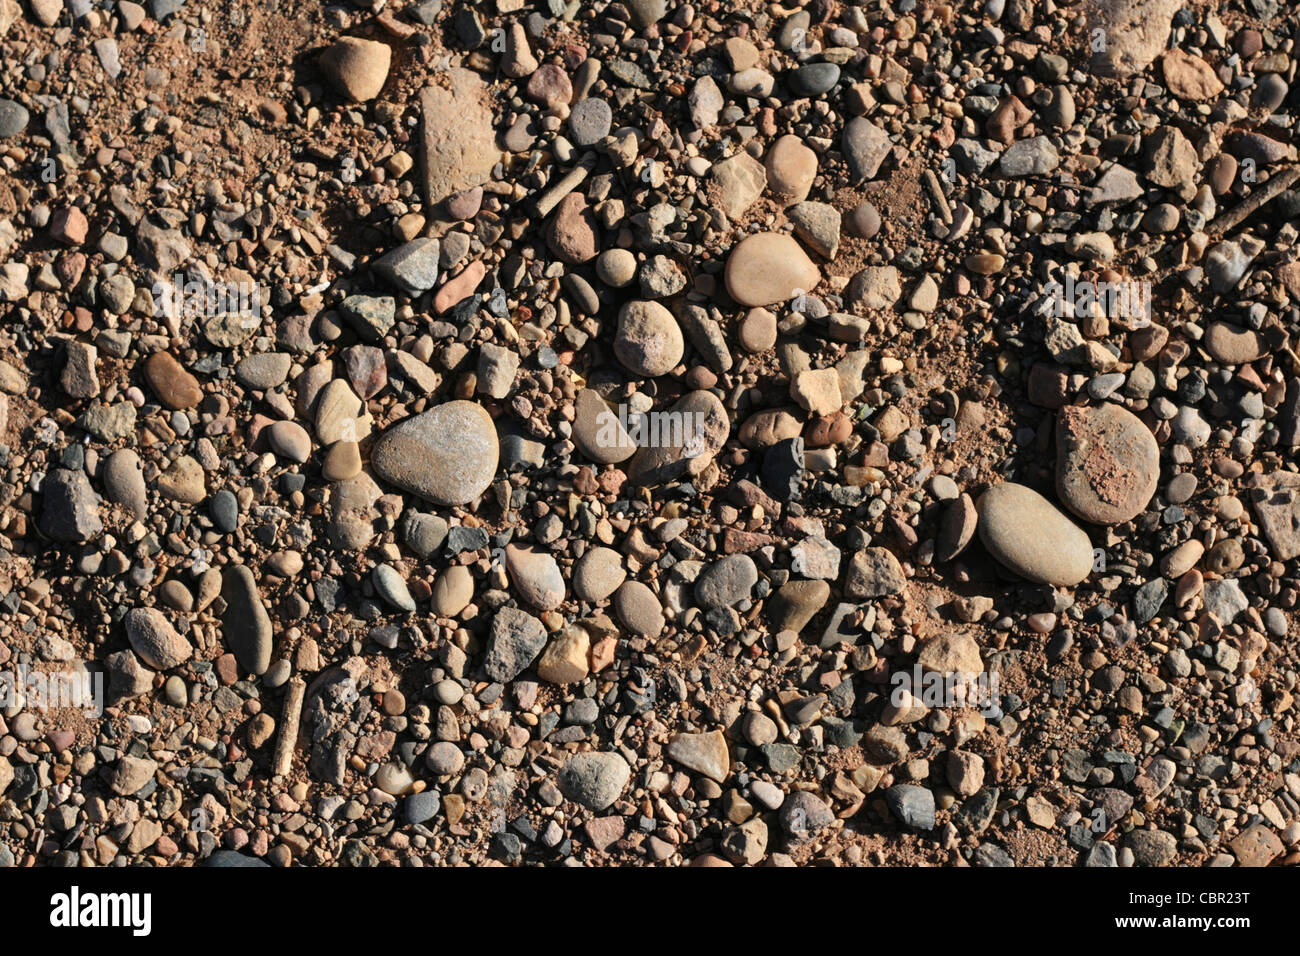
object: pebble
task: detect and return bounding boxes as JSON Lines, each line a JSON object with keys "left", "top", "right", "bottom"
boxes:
{"left": 124, "top": 607, "right": 193, "bottom": 670}
{"left": 504, "top": 544, "right": 565, "bottom": 611}
{"left": 724, "top": 233, "right": 821, "bottom": 307}
{"left": 220, "top": 565, "right": 272, "bottom": 676}
{"left": 765, "top": 135, "right": 817, "bottom": 206}
{"left": 319, "top": 37, "right": 391, "bottom": 102}
{"left": 613, "top": 300, "right": 684, "bottom": 377}
{"left": 371, "top": 401, "right": 498, "bottom": 506}
{"left": 1055, "top": 404, "right": 1159, "bottom": 525}
{"left": 977, "top": 483, "right": 1094, "bottom": 586}
{"left": 558, "top": 752, "right": 630, "bottom": 811}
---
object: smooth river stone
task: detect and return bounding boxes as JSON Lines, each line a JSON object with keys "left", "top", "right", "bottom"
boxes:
{"left": 371, "top": 401, "right": 498, "bottom": 506}
{"left": 221, "top": 564, "right": 272, "bottom": 676}
{"left": 724, "top": 232, "right": 820, "bottom": 307}
{"left": 1055, "top": 403, "right": 1159, "bottom": 525}
{"left": 977, "top": 482, "right": 1093, "bottom": 586}
{"left": 613, "top": 300, "right": 684, "bottom": 377}
{"left": 572, "top": 388, "right": 635, "bottom": 464}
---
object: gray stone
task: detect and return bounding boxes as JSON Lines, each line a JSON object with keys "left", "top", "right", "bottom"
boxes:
{"left": 559, "top": 752, "right": 630, "bottom": 810}
{"left": 221, "top": 565, "right": 272, "bottom": 676}
{"left": 40, "top": 469, "right": 102, "bottom": 542}
{"left": 484, "top": 606, "right": 547, "bottom": 681}
{"left": 371, "top": 401, "right": 498, "bottom": 506}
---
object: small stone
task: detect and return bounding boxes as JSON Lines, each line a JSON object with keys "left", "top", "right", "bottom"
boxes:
{"left": 371, "top": 401, "right": 498, "bottom": 506}
{"left": 484, "top": 607, "right": 548, "bottom": 682}
{"left": 573, "top": 547, "right": 627, "bottom": 602}
{"left": 504, "top": 544, "right": 565, "bottom": 611}
{"left": 319, "top": 36, "right": 391, "bottom": 102}
{"left": 40, "top": 469, "right": 102, "bottom": 542}
{"left": 526, "top": 63, "right": 572, "bottom": 108}
{"left": 764, "top": 135, "right": 817, "bottom": 206}
{"left": 569, "top": 97, "right": 612, "bottom": 146}
{"left": 1055, "top": 404, "right": 1159, "bottom": 525}
{"left": 558, "top": 752, "right": 630, "bottom": 811}
{"left": 666, "top": 730, "right": 730, "bottom": 782}
{"left": 842, "top": 117, "right": 891, "bottom": 181}
{"left": 710, "top": 151, "right": 767, "bottom": 219}
{"left": 547, "top": 193, "right": 599, "bottom": 264}
{"left": 144, "top": 352, "right": 202, "bottom": 410}
{"left": 977, "top": 483, "right": 1094, "bottom": 586}
{"left": 372, "top": 564, "right": 416, "bottom": 612}
{"left": 612, "top": 580, "right": 665, "bottom": 638}
{"left": 221, "top": 565, "right": 273, "bottom": 676}
{"left": 124, "top": 607, "right": 192, "bottom": 670}
{"left": 266, "top": 421, "right": 311, "bottom": 464}
{"left": 614, "top": 300, "right": 684, "bottom": 377}
{"left": 787, "top": 201, "right": 840, "bottom": 259}
{"left": 596, "top": 248, "right": 636, "bottom": 288}
{"left": 724, "top": 233, "right": 821, "bottom": 308}
{"left": 537, "top": 625, "right": 590, "bottom": 684}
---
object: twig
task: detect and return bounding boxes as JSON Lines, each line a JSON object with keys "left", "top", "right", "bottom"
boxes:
{"left": 272, "top": 677, "right": 306, "bottom": 778}
{"left": 1211, "top": 165, "right": 1300, "bottom": 235}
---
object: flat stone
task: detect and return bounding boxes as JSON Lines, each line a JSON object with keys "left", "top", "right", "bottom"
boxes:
{"left": 977, "top": 482, "right": 1094, "bottom": 586}
{"left": 1055, "top": 404, "right": 1159, "bottom": 525}
{"left": 504, "top": 544, "right": 565, "bottom": 611}
{"left": 695, "top": 555, "right": 758, "bottom": 608}
{"left": 569, "top": 97, "right": 612, "bottom": 146}
{"left": 613, "top": 300, "right": 684, "bottom": 377}
{"left": 1204, "top": 321, "right": 1264, "bottom": 364}
{"left": 843, "top": 116, "right": 891, "bottom": 181}
{"left": 1088, "top": 0, "right": 1180, "bottom": 77}
{"left": 780, "top": 791, "right": 834, "bottom": 844}
{"left": 102, "top": 449, "right": 147, "bottom": 519}
{"left": 371, "top": 401, "right": 498, "bottom": 506}
{"left": 787, "top": 201, "right": 840, "bottom": 259}
{"left": 845, "top": 265, "right": 901, "bottom": 311}
{"left": 373, "top": 237, "right": 441, "bottom": 295}
{"left": 156, "top": 455, "right": 205, "bottom": 504}
{"left": 572, "top": 388, "right": 636, "bottom": 464}
{"left": 724, "top": 232, "right": 820, "bottom": 308}
{"left": 844, "top": 547, "right": 906, "bottom": 598}
{"left": 666, "top": 730, "right": 730, "bottom": 782}
{"left": 40, "top": 469, "right": 102, "bottom": 542}
{"left": 998, "top": 136, "right": 1059, "bottom": 176}
{"left": 573, "top": 547, "right": 627, "bottom": 602}
{"left": 547, "top": 192, "right": 599, "bottom": 264}
{"left": 612, "top": 580, "right": 665, "bottom": 637}
{"left": 1125, "top": 828, "right": 1177, "bottom": 866}
{"left": 372, "top": 564, "right": 416, "bottom": 612}
{"left": 917, "top": 631, "right": 983, "bottom": 675}
{"left": 1229, "top": 824, "right": 1284, "bottom": 867}
{"left": 0, "top": 98, "right": 28, "bottom": 138}
{"left": 626, "top": 390, "right": 729, "bottom": 486}
{"left": 765, "top": 134, "right": 817, "bottom": 206}
{"left": 431, "top": 565, "right": 474, "bottom": 617}
{"left": 1248, "top": 472, "right": 1300, "bottom": 561}
{"left": 1162, "top": 48, "right": 1224, "bottom": 100}
{"left": 710, "top": 151, "right": 767, "bottom": 219}
{"left": 421, "top": 68, "right": 499, "bottom": 207}
{"left": 767, "top": 579, "right": 829, "bottom": 633}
